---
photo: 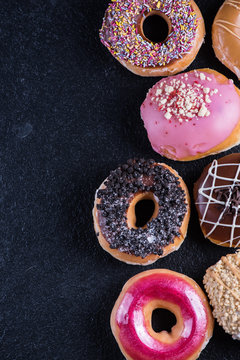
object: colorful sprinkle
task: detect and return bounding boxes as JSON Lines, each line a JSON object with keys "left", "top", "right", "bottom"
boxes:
{"left": 100, "top": 0, "right": 198, "bottom": 68}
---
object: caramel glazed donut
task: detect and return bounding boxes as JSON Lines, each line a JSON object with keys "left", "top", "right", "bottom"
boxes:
{"left": 93, "top": 159, "right": 190, "bottom": 265}
{"left": 99, "top": 0, "right": 205, "bottom": 77}
{"left": 111, "top": 270, "right": 214, "bottom": 360}
{"left": 212, "top": 0, "right": 240, "bottom": 80}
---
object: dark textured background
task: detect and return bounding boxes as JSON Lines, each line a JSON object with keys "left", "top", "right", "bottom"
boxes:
{"left": 0, "top": 0, "right": 239, "bottom": 359}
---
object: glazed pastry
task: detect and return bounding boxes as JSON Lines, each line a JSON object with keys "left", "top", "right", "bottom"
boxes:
{"left": 111, "top": 269, "right": 214, "bottom": 360}
{"left": 92, "top": 159, "right": 190, "bottom": 265}
{"left": 204, "top": 251, "right": 240, "bottom": 340}
{"left": 194, "top": 153, "right": 240, "bottom": 248}
{"left": 100, "top": 0, "right": 205, "bottom": 77}
{"left": 212, "top": 0, "right": 240, "bottom": 80}
{"left": 141, "top": 69, "right": 240, "bottom": 161}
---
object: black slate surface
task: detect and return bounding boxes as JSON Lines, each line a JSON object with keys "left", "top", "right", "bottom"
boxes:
{"left": 0, "top": 0, "right": 239, "bottom": 359}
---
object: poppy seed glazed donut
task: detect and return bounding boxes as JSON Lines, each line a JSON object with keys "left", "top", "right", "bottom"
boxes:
{"left": 92, "top": 159, "right": 190, "bottom": 265}
{"left": 111, "top": 269, "right": 214, "bottom": 360}
{"left": 99, "top": 0, "right": 205, "bottom": 77}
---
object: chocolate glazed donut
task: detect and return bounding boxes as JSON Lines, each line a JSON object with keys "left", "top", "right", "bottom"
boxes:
{"left": 93, "top": 159, "right": 190, "bottom": 265}
{"left": 194, "top": 153, "right": 240, "bottom": 248}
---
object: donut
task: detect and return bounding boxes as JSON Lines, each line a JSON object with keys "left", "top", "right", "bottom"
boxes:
{"left": 194, "top": 153, "right": 240, "bottom": 248}
{"left": 203, "top": 251, "right": 240, "bottom": 340}
{"left": 111, "top": 269, "right": 214, "bottom": 360}
{"left": 99, "top": 0, "right": 205, "bottom": 77}
{"left": 92, "top": 159, "right": 190, "bottom": 265}
{"left": 140, "top": 68, "right": 240, "bottom": 161}
{"left": 212, "top": 0, "right": 240, "bottom": 80}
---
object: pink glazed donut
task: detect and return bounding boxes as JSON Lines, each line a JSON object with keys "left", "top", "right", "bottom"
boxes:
{"left": 111, "top": 270, "right": 214, "bottom": 360}
{"left": 141, "top": 68, "right": 240, "bottom": 161}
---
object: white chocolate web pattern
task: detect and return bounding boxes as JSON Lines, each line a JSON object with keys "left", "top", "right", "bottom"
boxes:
{"left": 196, "top": 159, "right": 240, "bottom": 247}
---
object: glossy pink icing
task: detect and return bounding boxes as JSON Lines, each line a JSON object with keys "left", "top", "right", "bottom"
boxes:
{"left": 141, "top": 70, "right": 240, "bottom": 159}
{"left": 115, "top": 272, "right": 209, "bottom": 360}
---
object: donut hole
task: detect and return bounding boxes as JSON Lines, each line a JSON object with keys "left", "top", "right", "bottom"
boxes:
{"left": 151, "top": 308, "right": 177, "bottom": 333}
{"left": 142, "top": 12, "right": 170, "bottom": 43}
{"left": 135, "top": 199, "right": 155, "bottom": 228}
{"left": 127, "top": 192, "right": 159, "bottom": 229}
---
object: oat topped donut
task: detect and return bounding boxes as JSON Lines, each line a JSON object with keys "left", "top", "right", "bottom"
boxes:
{"left": 100, "top": 0, "right": 205, "bottom": 76}
{"left": 93, "top": 159, "right": 190, "bottom": 265}
{"left": 204, "top": 251, "right": 240, "bottom": 340}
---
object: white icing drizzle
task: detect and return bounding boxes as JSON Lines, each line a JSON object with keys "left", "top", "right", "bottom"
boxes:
{"left": 215, "top": 19, "right": 240, "bottom": 30}
{"left": 210, "top": 269, "right": 240, "bottom": 301}
{"left": 215, "top": 21, "right": 240, "bottom": 41}
{"left": 216, "top": 0, "right": 240, "bottom": 38}
{"left": 197, "top": 160, "right": 240, "bottom": 247}
{"left": 225, "top": 0, "right": 240, "bottom": 11}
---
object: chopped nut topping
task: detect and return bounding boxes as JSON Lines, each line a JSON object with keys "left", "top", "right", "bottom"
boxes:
{"left": 203, "top": 87, "right": 210, "bottom": 94}
{"left": 151, "top": 72, "right": 220, "bottom": 123}
{"left": 203, "top": 251, "right": 240, "bottom": 340}
{"left": 164, "top": 112, "right": 172, "bottom": 120}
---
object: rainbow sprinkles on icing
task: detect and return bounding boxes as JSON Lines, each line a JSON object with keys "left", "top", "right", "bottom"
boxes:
{"left": 100, "top": 0, "right": 198, "bottom": 68}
